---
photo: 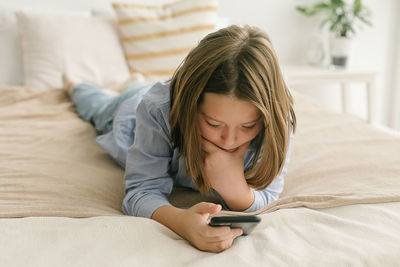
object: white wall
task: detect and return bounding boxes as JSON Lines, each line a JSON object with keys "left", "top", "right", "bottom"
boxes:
{"left": 388, "top": 0, "right": 400, "bottom": 130}
{"left": 218, "top": 0, "right": 398, "bottom": 129}
{"left": 1, "top": 0, "right": 398, "bottom": 129}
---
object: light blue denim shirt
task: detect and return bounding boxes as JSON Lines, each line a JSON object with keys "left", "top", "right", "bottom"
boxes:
{"left": 96, "top": 81, "right": 293, "bottom": 219}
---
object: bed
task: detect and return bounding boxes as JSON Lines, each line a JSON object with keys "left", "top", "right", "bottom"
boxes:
{"left": 1, "top": 1, "right": 400, "bottom": 266}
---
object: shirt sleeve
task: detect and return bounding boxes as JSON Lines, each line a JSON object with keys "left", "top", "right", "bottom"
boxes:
{"left": 241, "top": 128, "right": 294, "bottom": 213}
{"left": 122, "top": 99, "right": 174, "bottom": 219}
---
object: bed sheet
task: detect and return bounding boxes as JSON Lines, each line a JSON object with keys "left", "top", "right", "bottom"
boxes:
{"left": 0, "top": 85, "right": 399, "bottom": 266}
{"left": 0, "top": 202, "right": 399, "bottom": 267}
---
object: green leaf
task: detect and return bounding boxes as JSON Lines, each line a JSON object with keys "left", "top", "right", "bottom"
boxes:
{"left": 314, "top": 3, "right": 331, "bottom": 10}
{"left": 296, "top": 0, "right": 372, "bottom": 36}
{"left": 331, "top": 0, "right": 345, "bottom": 8}
{"left": 353, "top": 0, "right": 361, "bottom": 15}
{"left": 296, "top": 6, "right": 316, "bottom": 16}
{"left": 296, "top": 2, "right": 330, "bottom": 16}
{"left": 357, "top": 16, "right": 373, "bottom": 26}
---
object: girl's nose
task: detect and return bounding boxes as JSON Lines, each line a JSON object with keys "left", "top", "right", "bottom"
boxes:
{"left": 220, "top": 128, "right": 237, "bottom": 147}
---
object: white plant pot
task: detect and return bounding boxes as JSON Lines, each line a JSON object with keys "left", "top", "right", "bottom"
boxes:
{"left": 329, "top": 37, "right": 353, "bottom": 68}
{"left": 306, "top": 36, "right": 326, "bottom": 66}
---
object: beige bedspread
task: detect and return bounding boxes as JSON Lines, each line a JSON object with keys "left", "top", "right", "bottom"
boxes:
{"left": 1, "top": 202, "right": 400, "bottom": 266}
{"left": 1, "top": 86, "right": 400, "bottom": 266}
{"left": 0, "top": 86, "right": 399, "bottom": 217}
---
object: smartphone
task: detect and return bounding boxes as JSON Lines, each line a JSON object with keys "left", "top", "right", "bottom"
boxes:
{"left": 209, "top": 215, "right": 261, "bottom": 236}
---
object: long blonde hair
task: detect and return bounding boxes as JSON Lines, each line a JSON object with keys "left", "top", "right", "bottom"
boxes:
{"left": 169, "top": 25, "right": 296, "bottom": 193}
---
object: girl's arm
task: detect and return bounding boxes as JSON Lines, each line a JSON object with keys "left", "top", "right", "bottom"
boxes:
{"left": 123, "top": 97, "right": 242, "bottom": 252}
{"left": 203, "top": 128, "right": 294, "bottom": 212}
{"left": 202, "top": 139, "right": 255, "bottom": 211}
{"left": 122, "top": 99, "right": 174, "bottom": 218}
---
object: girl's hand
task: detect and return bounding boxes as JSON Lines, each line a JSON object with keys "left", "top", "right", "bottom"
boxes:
{"left": 201, "top": 138, "right": 253, "bottom": 210}
{"left": 177, "top": 202, "right": 243, "bottom": 253}
{"left": 202, "top": 137, "right": 250, "bottom": 191}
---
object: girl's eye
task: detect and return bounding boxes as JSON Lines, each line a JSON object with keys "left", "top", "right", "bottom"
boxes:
{"left": 206, "top": 121, "right": 220, "bottom": 128}
{"left": 243, "top": 124, "right": 256, "bottom": 129}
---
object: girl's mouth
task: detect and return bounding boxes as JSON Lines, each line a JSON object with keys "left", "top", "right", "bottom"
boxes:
{"left": 202, "top": 136, "right": 239, "bottom": 153}
{"left": 220, "top": 147, "right": 238, "bottom": 153}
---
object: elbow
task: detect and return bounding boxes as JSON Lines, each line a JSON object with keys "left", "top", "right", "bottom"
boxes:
{"left": 122, "top": 194, "right": 135, "bottom": 216}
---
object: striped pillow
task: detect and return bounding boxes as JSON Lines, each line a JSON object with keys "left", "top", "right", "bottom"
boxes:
{"left": 112, "top": 0, "right": 218, "bottom": 82}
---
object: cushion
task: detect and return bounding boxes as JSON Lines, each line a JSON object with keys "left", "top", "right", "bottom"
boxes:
{"left": 16, "top": 10, "right": 130, "bottom": 90}
{"left": 112, "top": 0, "right": 218, "bottom": 82}
{"left": 0, "top": 8, "right": 93, "bottom": 87}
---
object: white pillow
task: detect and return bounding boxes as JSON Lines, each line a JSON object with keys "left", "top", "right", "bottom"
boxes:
{"left": 0, "top": 8, "right": 24, "bottom": 86}
{"left": 16, "top": 10, "right": 130, "bottom": 90}
{"left": 112, "top": 0, "right": 218, "bottom": 82}
{"left": 0, "top": 8, "right": 92, "bottom": 87}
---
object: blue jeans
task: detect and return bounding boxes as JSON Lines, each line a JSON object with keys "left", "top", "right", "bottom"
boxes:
{"left": 70, "top": 83, "right": 148, "bottom": 135}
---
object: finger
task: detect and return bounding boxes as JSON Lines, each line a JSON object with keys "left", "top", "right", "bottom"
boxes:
{"left": 192, "top": 202, "right": 221, "bottom": 215}
{"left": 204, "top": 225, "right": 242, "bottom": 241}
{"left": 204, "top": 225, "right": 231, "bottom": 239}
{"left": 206, "top": 229, "right": 242, "bottom": 252}
{"left": 232, "top": 228, "right": 244, "bottom": 238}
{"left": 206, "top": 240, "right": 234, "bottom": 253}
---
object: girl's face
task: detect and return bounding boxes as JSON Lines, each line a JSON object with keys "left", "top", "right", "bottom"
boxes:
{"left": 197, "top": 93, "right": 263, "bottom": 153}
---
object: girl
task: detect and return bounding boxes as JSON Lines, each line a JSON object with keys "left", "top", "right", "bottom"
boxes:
{"left": 67, "top": 25, "right": 296, "bottom": 253}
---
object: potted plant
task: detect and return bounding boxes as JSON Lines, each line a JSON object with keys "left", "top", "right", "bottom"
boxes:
{"left": 296, "top": 0, "right": 372, "bottom": 68}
